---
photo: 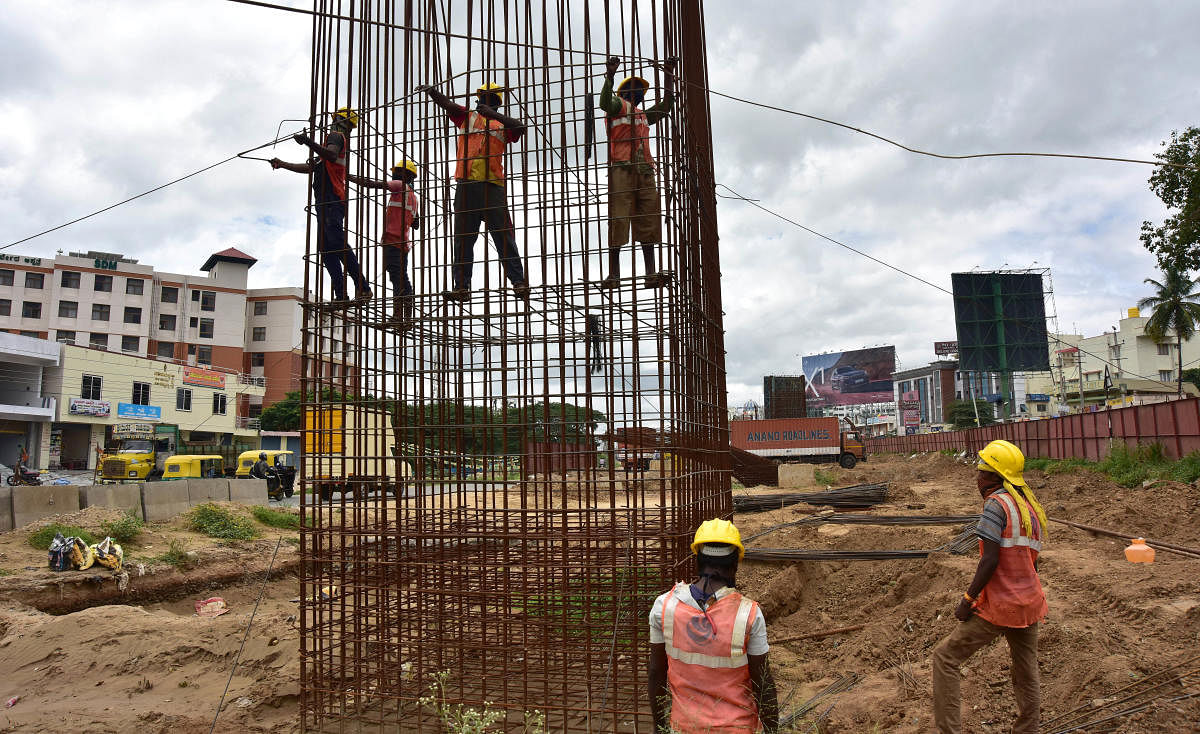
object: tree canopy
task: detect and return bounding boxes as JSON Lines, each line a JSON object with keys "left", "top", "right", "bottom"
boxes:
{"left": 1141, "top": 127, "right": 1200, "bottom": 271}
{"left": 1138, "top": 267, "right": 1200, "bottom": 395}
{"left": 946, "top": 399, "right": 996, "bottom": 430}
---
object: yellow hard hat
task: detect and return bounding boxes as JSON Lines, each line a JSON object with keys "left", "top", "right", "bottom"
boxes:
{"left": 476, "top": 82, "right": 505, "bottom": 102}
{"left": 976, "top": 439, "right": 1026, "bottom": 486}
{"left": 393, "top": 160, "right": 419, "bottom": 176}
{"left": 333, "top": 107, "right": 359, "bottom": 128}
{"left": 691, "top": 518, "right": 744, "bottom": 560}
{"left": 617, "top": 76, "right": 650, "bottom": 93}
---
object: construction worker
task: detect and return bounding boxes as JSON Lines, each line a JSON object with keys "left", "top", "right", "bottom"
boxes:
{"left": 933, "top": 439, "right": 1049, "bottom": 734}
{"left": 270, "top": 107, "right": 372, "bottom": 307}
{"left": 347, "top": 161, "right": 421, "bottom": 325}
{"left": 648, "top": 519, "right": 779, "bottom": 734}
{"left": 416, "top": 82, "right": 530, "bottom": 302}
{"left": 599, "top": 56, "right": 675, "bottom": 289}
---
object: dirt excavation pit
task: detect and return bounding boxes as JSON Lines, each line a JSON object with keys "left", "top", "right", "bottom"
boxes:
{"left": 2, "top": 458, "right": 1199, "bottom": 732}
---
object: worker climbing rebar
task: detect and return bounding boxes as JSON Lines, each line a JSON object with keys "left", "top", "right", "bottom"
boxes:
{"left": 599, "top": 55, "right": 675, "bottom": 290}
{"left": 348, "top": 160, "right": 422, "bottom": 327}
{"left": 270, "top": 107, "right": 372, "bottom": 308}
{"left": 648, "top": 519, "right": 779, "bottom": 734}
{"left": 417, "top": 81, "right": 531, "bottom": 303}
{"left": 932, "top": 439, "right": 1049, "bottom": 734}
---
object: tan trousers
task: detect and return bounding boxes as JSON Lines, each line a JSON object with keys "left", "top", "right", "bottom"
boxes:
{"left": 932, "top": 615, "right": 1040, "bottom": 734}
{"left": 608, "top": 165, "right": 662, "bottom": 248}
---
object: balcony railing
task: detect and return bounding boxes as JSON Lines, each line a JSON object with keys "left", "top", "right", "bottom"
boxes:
{"left": 236, "top": 416, "right": 262, "bottom": 430}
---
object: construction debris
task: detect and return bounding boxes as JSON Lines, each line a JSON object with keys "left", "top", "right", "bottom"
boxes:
{"left": 1050, "top": 516, "right": 1200, "bottom": 559}
{"left": 778, "top": 673, "right": 860, "bottom": 730}
{"left": 733, "top": 483, "right": 889, "bottom": 513}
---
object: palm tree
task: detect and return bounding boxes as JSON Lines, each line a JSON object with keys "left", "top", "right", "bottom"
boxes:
{"left": 1138, "top": 267, "right": 1200, "bottom": 395}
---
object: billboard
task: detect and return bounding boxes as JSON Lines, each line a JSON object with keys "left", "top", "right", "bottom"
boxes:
{"left": 69, "top": 398, "right": 110, "bottom": 417}
{"left": 951, "top": 272, "right": 1050, "bottom": 372}
{"left": 934, "top": 341, "right": 959, "bottom": 356}
{"left": 183, "top": 366, "right": 226, "bottom": 389}
{"left": 763, "top": 375, "right": 807, "bottom": 419}
{"left": 901, "top": 390, "right": 921, "bottom": 426}
{"left": 802, "top": 346, "right": 896, "bottom": 407}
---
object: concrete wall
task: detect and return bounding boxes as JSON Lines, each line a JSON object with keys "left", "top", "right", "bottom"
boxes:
{"left": 778, "top": 463, "right": 817, "bottom": 489}
{"left": 186, "top": 478, "right": 230, "bottom": 505}
{"left": 11, "top": 485, "right": 80, "bottom": 527}
{"left": 141, "top": 482, "right": 192, "bottom": 522}
{"left": 0, "top": 485, "right": 11, "bottom": 532}
{"left": 84, "top": 483, "right": 143, "bottom": 516}
{"left": 229, "top": 478, "right": 268, "bottom": 504}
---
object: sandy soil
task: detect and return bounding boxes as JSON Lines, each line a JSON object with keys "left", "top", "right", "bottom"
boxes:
{"left": 1, "top": 457, "right": 1198, "bottom": 732}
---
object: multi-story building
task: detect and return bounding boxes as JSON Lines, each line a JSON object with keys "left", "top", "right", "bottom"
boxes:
{"left": 0, "top": 247, "right": 354, "bottom": 420}
{"left": 0, "top": 333, "right": 60, "bottom": 471}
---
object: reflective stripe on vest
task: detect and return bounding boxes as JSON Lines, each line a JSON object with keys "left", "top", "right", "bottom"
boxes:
{"left": 455, "top": 111, "right": 508, "bottom": 182}
{"left": 975, "top": 490, "right": 1048, "bottom": 628}
{"left": 322, "top": 132, "right": 348, "bottom": 201}
{"left": 606, "top": 98, "right": 655, "bottom": 169}
{"left": 663, "top": 584, "right": 761, "bottom": 734}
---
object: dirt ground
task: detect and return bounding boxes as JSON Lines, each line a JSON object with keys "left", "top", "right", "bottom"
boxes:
{"left": 1, "top": 456, "right": 1198, "bottom": 732}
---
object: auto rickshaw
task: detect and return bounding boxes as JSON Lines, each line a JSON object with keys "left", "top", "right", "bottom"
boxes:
{"left": 161, "top": 455, "right": 226, "bottom": 480}
{"left": 235, "top": 449, "right": 297, "bottom": 501}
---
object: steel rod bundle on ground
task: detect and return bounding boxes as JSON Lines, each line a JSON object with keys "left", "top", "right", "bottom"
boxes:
{"left": 733, "top": 483, "right": 889, "bottom": 513}
{"left": 297, "top": 1, "right": 726, "bottom": 731}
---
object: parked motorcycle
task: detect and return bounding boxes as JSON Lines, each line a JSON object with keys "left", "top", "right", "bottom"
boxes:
{"left": 6, "top": 463, "right": 43, "bottom": 486}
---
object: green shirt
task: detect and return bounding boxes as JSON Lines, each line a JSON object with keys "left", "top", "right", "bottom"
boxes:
{"left": 599, "top": 77, "right": 673, "bottom": 175}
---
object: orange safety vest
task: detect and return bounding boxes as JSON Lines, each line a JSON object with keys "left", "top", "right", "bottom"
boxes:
{"left": 662, "top": 583, "right": 761, "bottom": 734}
{"left": 383, "top": 183, "right": 419, "bottom": 249}
{"left": 455, "top": 111, "right": 508, "bottom": 183}
{"left": 606, "top": 98, "right": 655, "bottom": 170}
{"left": 975, "top": 490, "right": 1048, "bottom": 628}
{"left": 322, "top": 132, "right": 348, "bottom": 202}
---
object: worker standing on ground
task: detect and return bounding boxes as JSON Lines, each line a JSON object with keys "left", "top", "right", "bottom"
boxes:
{"left": 933, "top": 439, "right": 1049, "bottom": 734}
{"left": 648, "top": 519, "right": 779, "bottom": 734}
{"left": 416, "top": 82, "right": 530, "bottom": 303}
{"left": 348, "top": 161, "right": 422, "bottom": 326}
{"left": 599, "top": 55, "right": 675, "bottom": 290}
{"left": 270, "top": 107, "right": 372, "bottom": 307}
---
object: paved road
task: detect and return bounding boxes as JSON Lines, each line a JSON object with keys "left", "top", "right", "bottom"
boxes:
{"left": 271, "top": 482, "right": 481, "bottom": 509}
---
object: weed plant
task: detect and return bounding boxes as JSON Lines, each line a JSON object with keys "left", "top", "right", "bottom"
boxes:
{"left": 250, "top": 505, "right": 301, "bottom": 530}
{"left": 187, "top": 503, "right": 258, "bottom": 540}
{"left": 28, "top": 525, "right": 96, "bottom": 550}
{"left": 100, "top": 510, "right": 144, "bottom": 544}
{"left": 813, "top": 467, "right": 837, "bottom": 486}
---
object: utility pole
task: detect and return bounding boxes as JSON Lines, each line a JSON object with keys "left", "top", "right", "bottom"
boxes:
{"left": 1077, "top": 351, "right": 1086, "bottom": 412}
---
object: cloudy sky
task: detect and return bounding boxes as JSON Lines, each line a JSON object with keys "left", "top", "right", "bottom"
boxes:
{"left": 3, "top": 1, "right": 1198, "bottom": 409}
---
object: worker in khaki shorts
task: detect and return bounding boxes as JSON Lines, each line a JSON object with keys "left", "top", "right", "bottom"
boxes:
{"left": 599, "top": 55, "right": 674, "bottom": 289}
{"left": 933, "top": 439, "right": 1049, "bottom": 733}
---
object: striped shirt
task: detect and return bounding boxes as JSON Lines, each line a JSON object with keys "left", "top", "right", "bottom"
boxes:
{"left": 976, "top": 491, "right": 1010, "bottom": 544}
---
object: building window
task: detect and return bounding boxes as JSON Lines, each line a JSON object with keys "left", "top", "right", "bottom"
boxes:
{"left": 21, "top": 301, "right": 41, "bottom": 318}
{"left": 123, "top": 306, "right": 142, "bottom": 324}
{"left": 161, "top": 285, "right": 178, "bottom": 303}
{"left": 1157, "top": 343, "right": 1171, "bottom": 356}
{"left": 189, "top": 317, "right": 198, "bottom": 328}
{"left": 1159, "top": 370, "right": 1174, "bottom": 382}
{"left": 252, "top": 326, "right": 266, "bottom": 342}
{"left": 176, "top": 388, "right": 192, "bottom": 411}
{"left": 18, "top": 330, "right": 38, "bottom": 338}
{"left": 1036, "top": 404, "right": 1047, "bottom": 413}
{"left": 157, "top": 341, "right": 174, "bottom": 359}
{"left": 0, "top": 299, "right": 9, "bottom": 316}
{"left": 200, "top": 291, "right": 216, "bottom": 311}
{"left": 61, "top": 271, "right": 81, "bottom": 288}
{"left": 132, "top": 381, "right": 151, "bottom": 405}
{"left": 159, "top": 314, "right": 176, "bottom": 331}
{"left": 126, "top": 278, "right": 144, "bottom": 295}
{"left": 89, "top": 333, "right": 108, "bottom": 350}
{"left": 0, "top": 269, "right": 12, "bottom": 285}
{"left": 58, "top": 300, "right": 78, "bottom": 318}
{"left": 248, "top": 403, "right": 263, "bottom": 418}
{"left": 212, "top": 393, "right": 227, "bottom": 415}
{"left": 191, "top": 289, "right": 201, "bottom": 302}
{"left": 92, "top": 303, "right": 110, "bottom": 321}
{"left": 56, "top": 330, "right": 76, "bottom": 344}
{"left": 94, "top": 274, "right": 113, "bottom": 292}
{"left": 251, "top": 352, "right": 265, "bottom": 367}
{"left": 82, "top": 374, "right": 103, "bottom": 400}
{"left": 199, "top": 318, "right": 214, "bottom": 339}
{"left": 253, "top": 301, "right": 268, "bottom": 316}
{"left": 121, "top": 335, "right": 139, "bottom": 353}
{"left": 25, "top": 272, "right": 44, "bottom": 289}
{"left": 197, "top": 346, "right": 212, "bottom": 365}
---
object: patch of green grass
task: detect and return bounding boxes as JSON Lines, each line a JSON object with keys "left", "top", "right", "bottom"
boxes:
{"left": 250, "top": 505, "right": 301, "bottom": 530}
{"left": 28, "top": 525, "right": 97, "bottom": 550}
{"left": 152, "top": 539, "right": 195, "bottom": 570}
{"left": 99, "top": 510, "right": 144, "bottom": 544}
{"left": 519, "top": 568, "right": 662, "bottom": 645}
{"left": 813, "top": 467, "right": 837, "bottom": 486}
{"left": 186, "top": 503, "right": 258, "bottom": 540}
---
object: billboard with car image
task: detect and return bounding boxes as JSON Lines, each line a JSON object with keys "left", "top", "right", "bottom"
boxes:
{"left": 802, "top": 346, "right": 896, "bottom": 407}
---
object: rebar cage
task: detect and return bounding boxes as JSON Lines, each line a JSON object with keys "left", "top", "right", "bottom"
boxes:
{"left": 299, "top": 1, "right": 727, "bottom": 730}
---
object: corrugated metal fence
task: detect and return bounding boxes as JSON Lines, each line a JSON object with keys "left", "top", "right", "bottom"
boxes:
{"left": 868, "top": 397, "right": 1200, "bottom": 460}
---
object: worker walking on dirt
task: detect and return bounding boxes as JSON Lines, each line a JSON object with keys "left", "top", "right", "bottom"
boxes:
{"left": 270, "top": 107, "right": 372, "bottom": 307}
{"left": 648, "top": 519, "right": 779, "bottom": 734}
{"left": 416, "top": 82, "right": 531, "bottom": 303}
{"left": 599, "top": 55, "right": 675, "bottom": 290}
{"left": 347, "top": 161, "right": 422, "bottom": 326}
{"left": 933, "top": 439, "right": 1049, "bottom": 734}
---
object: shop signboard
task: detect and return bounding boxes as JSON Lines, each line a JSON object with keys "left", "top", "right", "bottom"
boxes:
{"left": 901, "top": 390, "right": 921, "bottom": 426}
{"left": 183, "top": 366, "right": 225, "bottom": 389}
{"left": 113, "top": 423, "right": 155, "bottom": 439}
{"left": 69, "top": 398, "right": 110, "bottom": 417}
{"left": 934, "top": 341, "right": 959, "bottom": 356}
{"left": 117, "top": 403, "right": 162, "bottom": 420}
{"left": 153, "top": 370, "right": 175, "bottom": 388}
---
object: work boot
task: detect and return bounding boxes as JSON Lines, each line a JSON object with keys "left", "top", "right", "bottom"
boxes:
{"left": 443, "top": 287, "right": 470, "bottom": 302}
{"left": 388, "top": 297, "right": 404, "bottom": 325}
{"left": 352, "top": 288, "right": 372, "bottom": 306}
{"left": 600, "top": 275, "right": 619, "bottom": 289}
{"left": 512, "top": 282, "right": 531, "bottom": 302}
